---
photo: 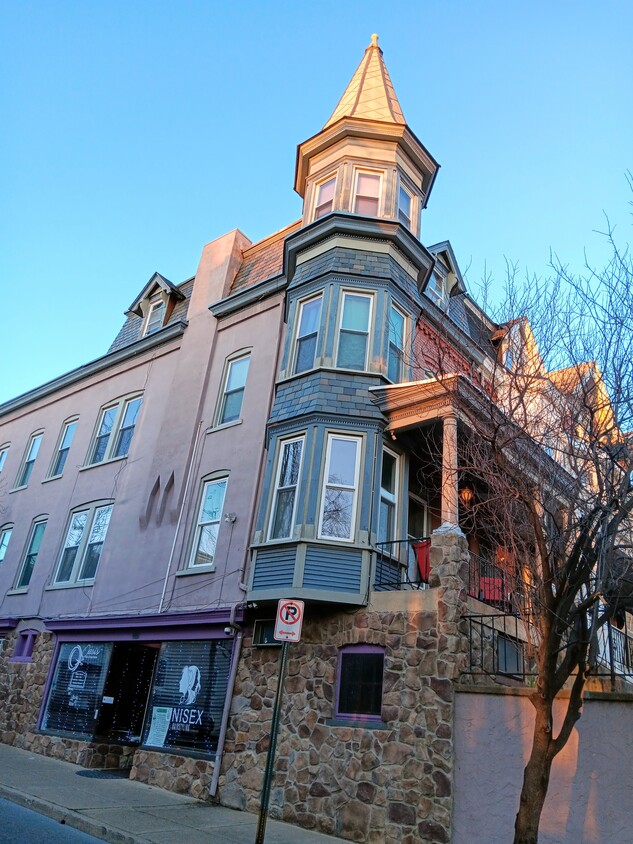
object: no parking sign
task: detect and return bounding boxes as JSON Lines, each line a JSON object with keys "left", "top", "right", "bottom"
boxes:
{"left": 273, "top": 599, "right": 305, "bottom": 642}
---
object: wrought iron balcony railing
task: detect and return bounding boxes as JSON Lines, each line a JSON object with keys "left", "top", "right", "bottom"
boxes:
{"left": 374, "top": 538, "right": 431, "bottom": 591}
{"left": 467, "top": 552, "right": 529, "bottom": 615}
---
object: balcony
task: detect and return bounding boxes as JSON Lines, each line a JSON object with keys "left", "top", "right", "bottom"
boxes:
{"left": 467, "top": 552, "right": 528, "bottom": 615}
{"left": 374, "top": 538, "right": 431, "bottom": 591}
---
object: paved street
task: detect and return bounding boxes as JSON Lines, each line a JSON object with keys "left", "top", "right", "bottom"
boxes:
{"left": 0, "top": 797, "right": 103, "bottom": 843}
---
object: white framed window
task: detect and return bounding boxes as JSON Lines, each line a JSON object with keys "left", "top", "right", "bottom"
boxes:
{"left": 0, "top": 444, "right": 8, "bottom": 474}
{"left": 314, "top": 176, "right": 336, "bottom": 219}
{"left": 15, "top": 518, "right": 47, "bottom": 590}
{"left": 388, "top": 304, "right": 406, "bottom": 383}
{"left": 217, "top": 354, "right": 250, "bottom": 426}
{"left": 336, "top": 292, "right": 372, "bottom": 371}
{"left": 15, "top": 432, "right": 43, "bottom": 488}
{"left": 318, "top": 434, "right": 362, "bottom": 541}
{"left": 189, "top": 477, "right": 228, "bottom": 568}
{"left": 397, "top": 182, "right": 413, "bottom": 230}
{"left": 54, "top": 503, "right": 112, "bottom": 584}
{"left": 143, "top": 297, "right": 166, "bottom": 336}
{"left": 268, "top": 436, "right": 304, "bottom": 540}
{"left": 88, "top": 395, "right": 142, "bottom": 465}
{"left": 294, "top": 296, "right": 322, "bottom": 374}
{"left": 353, "top": 171, "right": 382, "bottom": 217}
{"left": 48, "top": 418, "right": 78, "bottom": 478}
{"left": 0, "top": 525, "right": 13, "bottom": 564}
{"left": 426, "top": 272, "right": 447, "bottom": 306}
{"left": 378, "top": 448, "right": 399, "bottom": 544}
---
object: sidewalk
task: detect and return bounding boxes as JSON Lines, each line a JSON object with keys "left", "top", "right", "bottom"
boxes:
{"left": 0, "top": 743, "right": 348, "bottom": 844}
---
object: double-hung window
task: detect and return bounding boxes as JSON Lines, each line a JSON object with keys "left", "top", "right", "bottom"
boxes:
{"left": 217, "top": 354, "right": 250, "bottom": 425}
{"left": 190, "top": 478, "right": 228, "bottom": 568}
{"left": 397, "top": 183, "right": 413, "bottom": 229}
{"left": 336, "top": 292, "right": 372, "bottom": 371}
{"left": 49, "top": 419, "right": 78, "bottom": 477}
{"left": 55, "top": 504, "right": 112, "bottom": 584}
{"left": 0, "top": 445, "right": 8, "bottom": 474}
{"left": 0, "top": 526, "right": 13, "bottom": 564}
{"left": 269, "top": 437, "right": 304, "bottom": 540}
{"left": 294, "top": 297, "right": 322, "bottom": 374}
{"left": 336, "top": 645, "right": 385, "bottom": 721}
{"left": 314, "top": 177, "right": 336, "bottom": 219}
{"left": 16, "top": 518, "right": 47, "bottom": 589}
{"left": 15, "top": 433, "right": 43, "bottom": 488}
{"left": 88, "top": 395, "right": 142, "bottom": 464}
{"left": 378, "top": 448, "right": 399, "bottom": 544}
{"left": 388, "top": 305, "right": 405, "bottom": 382}
{"left": 143, "top": 296, "right": 166, "bottom": 336}
{"left": 353, "top": 171, "right": 381, "bottom": 216}
{"left": 319, "top": 434, "right": 361, "bottom": 541}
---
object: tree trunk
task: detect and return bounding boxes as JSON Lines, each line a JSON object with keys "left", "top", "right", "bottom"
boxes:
{"left": 513, "top": 697, "right": 554, "bottom": 844}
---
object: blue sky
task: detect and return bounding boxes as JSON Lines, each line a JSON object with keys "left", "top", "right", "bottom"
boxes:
{"left": 1, "top": 1, "right": 631, "bottom": 404}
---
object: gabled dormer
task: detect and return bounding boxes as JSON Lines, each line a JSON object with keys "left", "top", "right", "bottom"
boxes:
{"left": 295, "top": 35, "right": 439, "bottom": 237}
{"left": 126, "top": 272, "right": 186, "bottom": 337}
{"left": 425, "top": 241, "right": 466, "bottom": 309}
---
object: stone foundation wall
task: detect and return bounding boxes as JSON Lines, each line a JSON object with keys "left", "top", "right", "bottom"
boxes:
{"left": 219, "top": 530, "right": 470, "bottom": 844}
{"left": 0, "top": 630, "right": 53, "bottom": 746}
{"left": 130, "top": 749, "right": 214, "bottom": 799}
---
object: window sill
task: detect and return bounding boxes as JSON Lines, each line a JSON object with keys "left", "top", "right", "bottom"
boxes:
{"left": 45, "top": 581, "right": 95, "bottom": 591}
{"left": 9, "top": 485, "right": 28, "bottom": 494}
{"left": 326, "top": 717, "right": 388, "bottom": 730}
{"left": 208, "top": 419, "right": 242, "bottom": 434}
{"left": 79, "top": 455, "right": 127, "bottom": 472}
{"left": 42, "top": 475, "right": 62, "bottom": 484}
{"left": 175, "top": 565, "right": 216, "bottom": 577}
{"left": 5, "top": 588, "right": 28, "bottom": 596}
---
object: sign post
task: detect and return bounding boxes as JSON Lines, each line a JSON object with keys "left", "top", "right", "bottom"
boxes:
{"left": 255, "top": 599, "right": 304, "bottom": 844}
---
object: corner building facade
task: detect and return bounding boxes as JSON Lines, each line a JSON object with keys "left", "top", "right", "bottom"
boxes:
{"left": 0, "top": 37, "right": 562, "bottom": 843}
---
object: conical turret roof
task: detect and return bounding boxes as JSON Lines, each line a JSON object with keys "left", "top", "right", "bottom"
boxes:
{"left": 324, "top": 34, "right": 406, "bottom": 128}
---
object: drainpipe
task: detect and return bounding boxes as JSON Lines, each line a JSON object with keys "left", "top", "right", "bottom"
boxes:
{"left": 209, "top": 607, "right": 243, "bottom": 798}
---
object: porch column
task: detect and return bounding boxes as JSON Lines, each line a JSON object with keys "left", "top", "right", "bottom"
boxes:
{"left": 441, "top": 413, "right": 459, "bottom": 525}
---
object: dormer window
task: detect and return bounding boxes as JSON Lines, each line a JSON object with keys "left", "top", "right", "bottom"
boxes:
{"left": 398, "top": 183, "right": 413, "bottom": 230}
{"left": 314, "top": 177, "right": 336, "bottom": 219}
{"left": 143, "top": 297, "right": 166, "bottom": 336}
{"left": 353, "top": 171, "right": 381, "bottom": 216}
{"left": 426, "top": 272, "right": 447, "bottom": 307}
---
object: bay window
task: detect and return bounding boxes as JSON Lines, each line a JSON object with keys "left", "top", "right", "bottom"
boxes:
{"left": 388, "top": 305, "right": 405, "bottom": 382}
{"left": 314, "top": 176, "right": 336, "bottom": 219}
{"left": 319, "top": 434, "right": 361, "bottom": 541}
{"left": 269, "top": 437, "right": 304, "bottom": 540}
{"left": 294, "top": 297, "right": 322, "bottom": 374}
{"left": 353, "top": 171, "right": 381, "bottom": 216}
{"left": 336, "top": 292, "right": 372, "bottom": 371}
{"left": 378, "top": 448, "right": 399, "bottom": 544}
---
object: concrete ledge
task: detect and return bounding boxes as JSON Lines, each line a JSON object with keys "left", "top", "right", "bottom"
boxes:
{"left": 456, "top": 684, "right": 633, "bottom": 702}
{"left": 368, "top": 588, "right": 437, "bottom": 612}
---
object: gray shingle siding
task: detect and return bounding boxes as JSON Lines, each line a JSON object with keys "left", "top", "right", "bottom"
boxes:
{"left": 269, "top": 372, "right": 384, "bottom": 424}
{"left": 108, "top": 278, "right": 193, "bottom": 354}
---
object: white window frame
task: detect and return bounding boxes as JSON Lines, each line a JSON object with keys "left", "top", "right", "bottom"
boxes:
{"left": 48, "top": 418, "right": 78, "bottom": 478}
{"left": 378, "top": 447, "right": 400, "bottom": 545}
{"left": 142, "top": 296, "right": 167, "bottom": 336}
{"left": 216, "top": 352, "right": 251, "bottom": 426}
{"left": 0, "top": 444, "right": 9, "bottom": 474}
{"left": 0, "top": 525, "right": 13, "bottom": 564}
{"left": 14, "top": 432, "right": 44, "bottom": 488}
{"left": 294, "top": 296, "right": 322, "bottom": 374}
{"left": 426, "top": 272, "right": 447, "bottom": 307}
{"left": 87, "top": 394, "right": 143, "bottom": 465}
{"left": 352, "top": 169, "right": 383, "bottom": 217}
{"left": 336, "top": 291, "right": 373, "bottom": 372}
{"left": 387, "top": 304, "right": 406, "bottom": 383}
{"left": 397, "top": 179, "right": 414, "bottom": 231}
{"left": 268, "top": 436, "right": 305, "bottom": 541}
{"left": 318, "top": 433, "right": 362, "bottom": 542}
{"left": 313, "top": 175, "right": 337, "bottom": 220}
{"left": 189, "top": 476, "right": 228, "bottom": 569}
{"left": 53, "top": 502, "right": 113, "bottom": 585}
{"left": 15, "top": 517, "right": 47, "bottom": 590}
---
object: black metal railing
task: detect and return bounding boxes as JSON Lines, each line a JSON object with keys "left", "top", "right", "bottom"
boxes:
{"left": 467, "top": 552, "right": 529, "bottom": 615}
{"left": 374, "top": 537, "right": 431, "bottom": 591}
{"left": 596, "top": 623, "right": 633, "bottom": 676}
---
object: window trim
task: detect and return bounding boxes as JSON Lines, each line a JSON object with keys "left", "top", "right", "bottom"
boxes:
{"left": 387, "top": 303, "right": 406, "bottom": 383}
{"left": 293, "top": 295, "right": 323, "bottom": 375}
{"left": 86, "top": 394, "right": 143, "bottom": 466}
{"left": 47, "top": 417, "right": 78, "bottom": 479}
{"left": 11, "top": 629, "right": 38, "bottom": 663}
{"left": 352, "top": 169, "right": 383, "bottom": 217}
{"left": 15, "top": 517, "right": 48, "bottom": 590}
{"left": 0, "top": 443, "right": 9, "bottom": 474}
{"left": 0, "top": 524, "right": 13, "bottom": 564}
{"left": 188, "top": 475, "right": 229, "bottom": 570}
{"left": 215, "top": 352, "right": 251, "bottom": 427}
{"left": 14, "top": 431, "right": 44, "bottom": 489}
{"left": 318, "top": 433, "right": 362, "bottom": 542}
{"left": 313, "top": 175, "right": 337, "bottom": 220}
{"left": 378, "top": 446, "right": 400, "bottom": 546}
{"left": 53, "top": 502, "right": 113, "bottom": 586}
{"left": 335, "top": 290, "right": 373, "bottom": 372}
{"left": 335, "top": 644, "right": 385, "bottom": 722}
{"left": 268, "top": 435, "right": 305, "bottom": 541}
{"left": 142, "top": 295, "right": 167, "bottom": 337}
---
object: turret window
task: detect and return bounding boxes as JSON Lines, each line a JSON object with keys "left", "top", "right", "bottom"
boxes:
{"left": 398, "top": 184, "right": 413, "bottom": 229}
{"left": 336, "top": 292, "right": 372, "bottom": 371}
{"left": 388, "top": 305, "right": 405, "bottom": 382}
{"left": 314, "top": 177, "right": 336, "bottom": 219}
{"left": 353, "top": 171, "right": 381, "bottom": 216}
{"left": 294, "top": 296, "right": 322, "bottom": 374}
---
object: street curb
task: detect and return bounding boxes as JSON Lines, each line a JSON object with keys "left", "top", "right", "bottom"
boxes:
{"left": 0, "top": 784, "right": 149, "bottom": 844}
